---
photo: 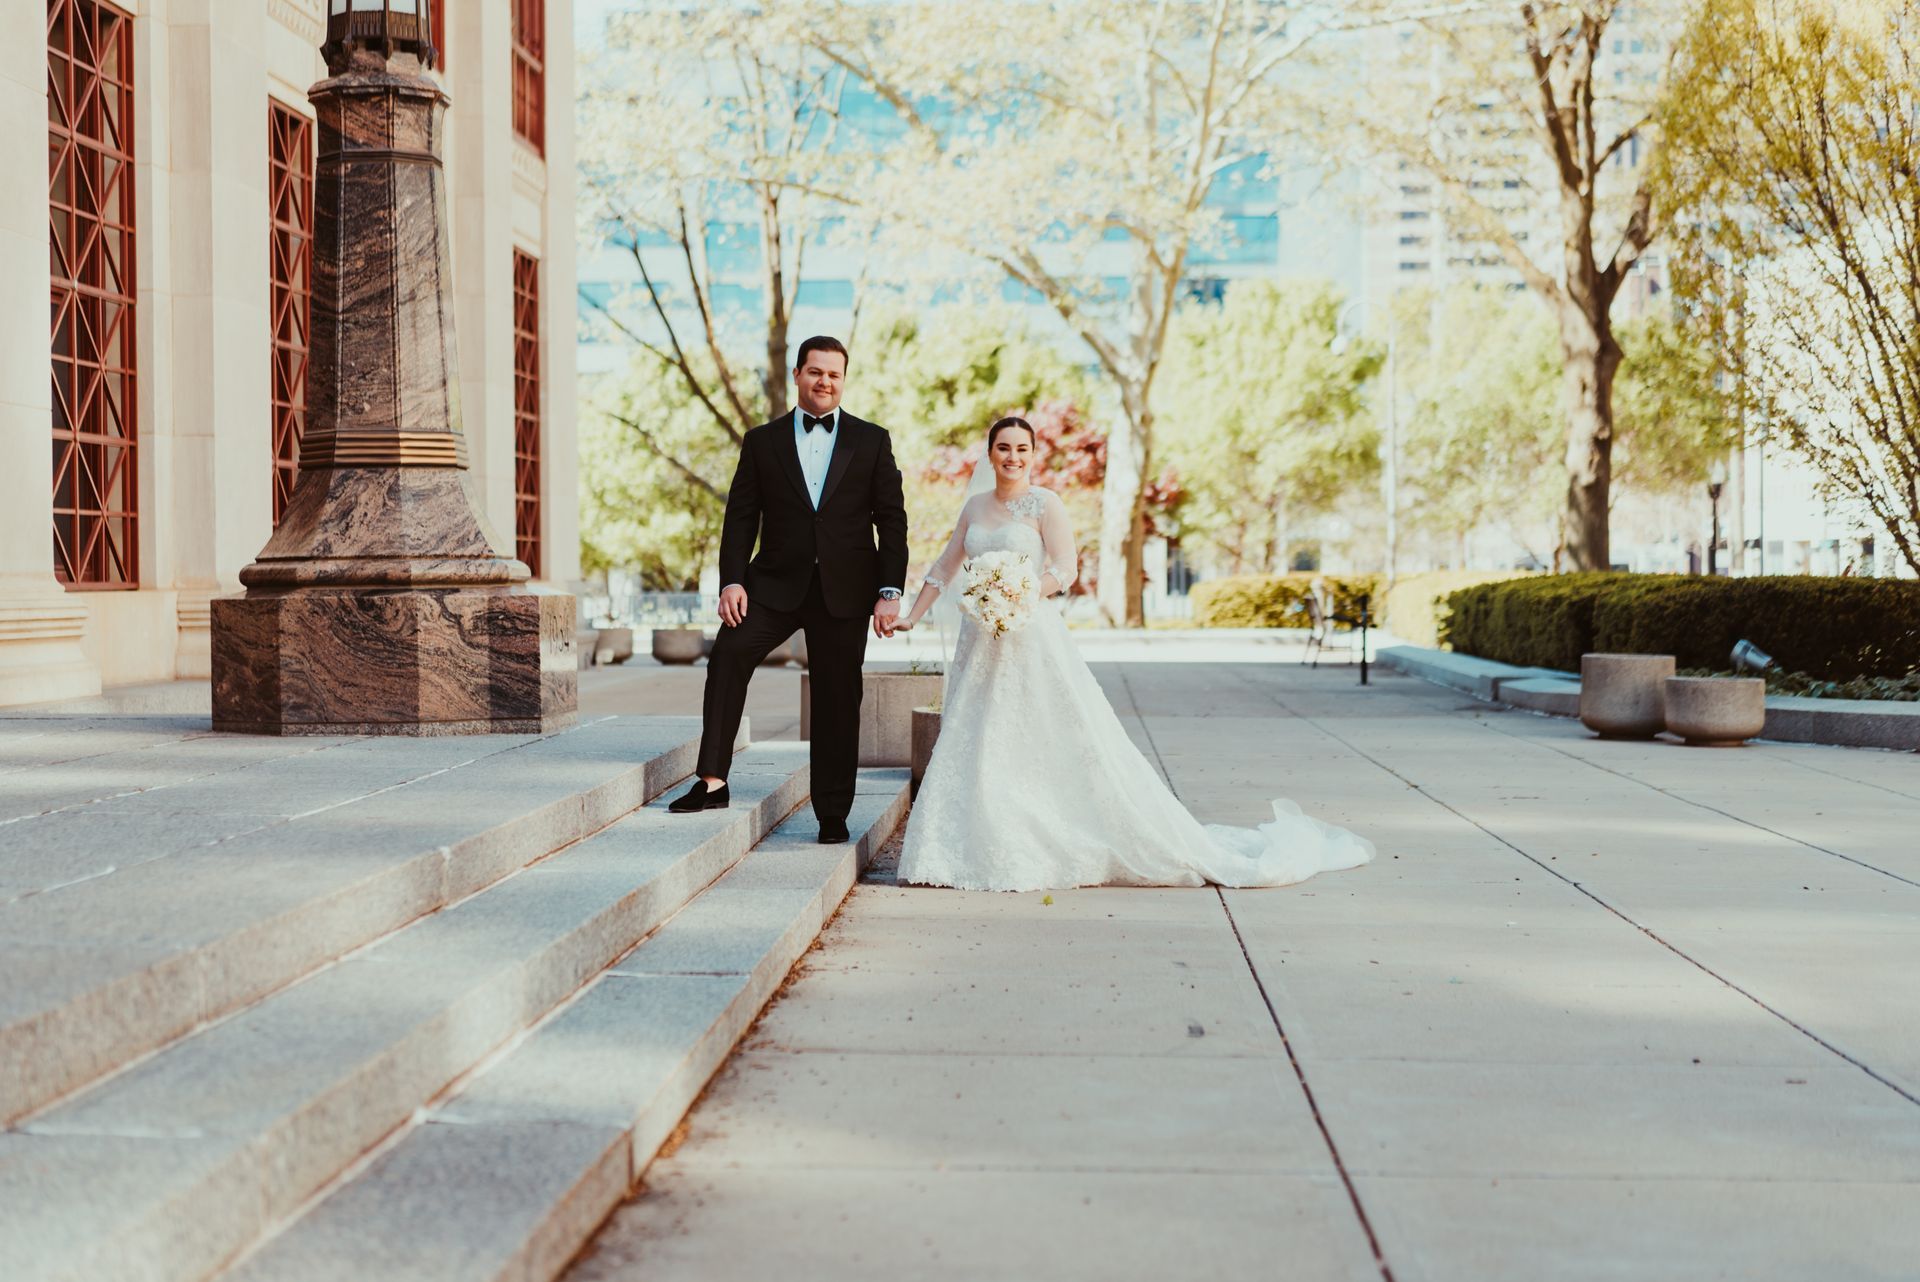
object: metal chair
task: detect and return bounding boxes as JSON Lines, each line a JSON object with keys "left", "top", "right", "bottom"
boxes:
{"left": 1302, "top": 588, "right": 1358, "bottom": 669}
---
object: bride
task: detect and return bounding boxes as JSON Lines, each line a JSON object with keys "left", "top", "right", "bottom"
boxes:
{"left": 891, "top": 415, "right": 1376, "bottom": 893}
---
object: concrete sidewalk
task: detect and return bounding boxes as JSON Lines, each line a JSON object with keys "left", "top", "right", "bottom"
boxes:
{"left": 566, "top": 661, "right": 1920, "bottom": 1282}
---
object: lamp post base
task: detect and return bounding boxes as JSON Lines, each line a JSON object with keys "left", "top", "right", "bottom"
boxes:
{"left": 210, "top": 585, "right": 576, "bottom": 736}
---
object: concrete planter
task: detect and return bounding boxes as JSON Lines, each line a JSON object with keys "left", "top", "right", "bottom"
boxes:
{"left": 594, "top": 627, "right": 635, "bottom": 666}
{"left": 1664, "top": 676, "right": 1767, "bottom": 747}
{"left": 801, "top": 666, "right": 944, "bottom": 767}
{"left": 650, "top": 627, "right": 705, "bottom": 664}
{"left": 759, "top": 639, "right": 796, "bottom": 667}
{"left": 1579, "top": 653, "right": 1674, "bottom": 738}
{"left": 910, "top": 705, "right": 942, "bottom": 795}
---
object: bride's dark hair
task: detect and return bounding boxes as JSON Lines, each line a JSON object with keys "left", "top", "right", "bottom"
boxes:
{"left": 988, "top": 415, "right": 1036, "bottom": 448}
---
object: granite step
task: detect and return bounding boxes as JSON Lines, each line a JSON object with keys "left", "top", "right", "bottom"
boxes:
{"left": 217, "top": 771, "right": 911, "bottom": 1282}
{"left": 1, "top": 745, "right": 811, "bottom": 1282}
{"left": 0, "top": 716, "right": 728, "bottom": 1127}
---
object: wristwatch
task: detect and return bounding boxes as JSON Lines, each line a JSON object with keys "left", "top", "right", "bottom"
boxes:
{"left": 877, "top": 588, "right": 902, "bottom": 601}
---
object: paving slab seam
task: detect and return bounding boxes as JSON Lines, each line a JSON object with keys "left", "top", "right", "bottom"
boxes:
{"left": 1466, "top": 712, "right": 1920, "bottom": 891}
{"left": 1759, "top": 747, "right": 1920, "bottom": 803}
{"left": 0, "top": 733, "right": 223, "bottom": 776}
{"left": 1217, "top": 667, "right": 1920, "bottom": 1112}
{"left": 2, "top": 742, "right": 552, "bottom": 908}
{"left": 0, "top": 736, "right": 354, "bottom": 829}
{"left": 1213, "top": 888, "right": 1399, "bottom": 1282}
{"left": 1111, "top": 663, "right": 1400, "bottom": 1282}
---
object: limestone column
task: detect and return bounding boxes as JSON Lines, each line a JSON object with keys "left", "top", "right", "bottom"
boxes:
{"left": 539, "top": 0, "right": 581, "bottom": 587}
{"left": 209, "top": 11, "right": 575, "bottom": 735}
{"left": 445, "top": 0, "right": 517, "bottom": 545}
{"left": 0, "top": 3, "right": 99, "bottom": 705}
{"left": 162, "top": 2, "right": 275, "bottom": 678}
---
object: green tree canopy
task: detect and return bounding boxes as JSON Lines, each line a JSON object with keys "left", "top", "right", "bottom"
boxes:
{"left": 578, "top": 357, "right": 734, "bottom": 588}
{"left": 1660, "top": 0, "right": 1920, "bottom": 573}
{"left": 1157, "top": 280, "right": 1383, "bottom": 575}
{"left": 1395, "top": 288, "right": 1731, "bottom": 568}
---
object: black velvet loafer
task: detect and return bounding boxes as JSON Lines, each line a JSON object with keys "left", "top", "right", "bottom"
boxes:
{"left": 668, "top": 781, "right": 729, "bottom": 813}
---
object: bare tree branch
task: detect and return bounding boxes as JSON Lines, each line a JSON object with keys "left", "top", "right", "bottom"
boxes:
{"left": 597, "top": 405, "right": 727, "bottom": 499}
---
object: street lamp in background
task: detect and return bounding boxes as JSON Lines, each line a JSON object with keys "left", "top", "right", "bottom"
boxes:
{"left": 324, "top": 0, "right": 434, "bottom": 61}
{"left": 1332, "top": 301, "right": 1398, "bottom": 587}
{"left": 1707, "top": 456, "right": 1728, "bottom": 576}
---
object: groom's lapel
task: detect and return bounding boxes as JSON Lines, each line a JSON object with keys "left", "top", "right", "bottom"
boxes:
{"left": 817, "top": 413, "right": 860, "bottom": 508}
{"left": 770, "top": 413, "right": 812, "bottom": 505}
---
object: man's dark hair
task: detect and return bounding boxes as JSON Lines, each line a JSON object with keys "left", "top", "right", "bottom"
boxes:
{"left": 794, "top": 335, "right": 849, "bottom": 371}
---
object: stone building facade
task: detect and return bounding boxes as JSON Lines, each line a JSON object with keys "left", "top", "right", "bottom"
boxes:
{"left": 1, "top": 0, "right": 578, "bottom": 707}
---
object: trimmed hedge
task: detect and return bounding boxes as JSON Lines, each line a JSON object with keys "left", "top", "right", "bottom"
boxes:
{"left": 1380, "top": 570, "right": 1533, "bottom": 649}
{"left": 1191, "top": 573, "right": 1382, "bottom": 629}
{"left": 1441, "top": 574, "right": 1920, "bottom": 680}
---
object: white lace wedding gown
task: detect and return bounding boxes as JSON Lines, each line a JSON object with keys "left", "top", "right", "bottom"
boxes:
{"left": 897, "top": 486, "right": 1376, "bottom": 892}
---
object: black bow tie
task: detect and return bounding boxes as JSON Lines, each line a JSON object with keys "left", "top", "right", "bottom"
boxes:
{"left": 802, "top": 412, "right": 834, "bottom": 434}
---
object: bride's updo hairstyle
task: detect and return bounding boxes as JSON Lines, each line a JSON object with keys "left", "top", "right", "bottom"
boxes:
{"left": 988, "top": 415, "right": 1036, "bottom": 447}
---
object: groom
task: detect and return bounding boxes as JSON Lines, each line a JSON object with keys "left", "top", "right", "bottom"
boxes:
{"left": 669, "top": 336, "right": 910, "bottom": 843}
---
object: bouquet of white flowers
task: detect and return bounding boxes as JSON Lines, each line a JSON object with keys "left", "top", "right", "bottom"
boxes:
{"left": 957, "top": 550, "right": 1039, "bottom": 637}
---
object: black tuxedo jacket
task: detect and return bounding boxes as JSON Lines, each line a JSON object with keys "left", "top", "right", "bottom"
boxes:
{"left": 718, "top": 410, "right": 910, "bottom": 620}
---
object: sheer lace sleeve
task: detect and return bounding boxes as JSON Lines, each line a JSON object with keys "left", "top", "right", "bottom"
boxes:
{"left": 922, "top": 499, "right": 971, "bottom": 591}
{"left": 1040, "top": 490, "right": 1077, "bottom": 596}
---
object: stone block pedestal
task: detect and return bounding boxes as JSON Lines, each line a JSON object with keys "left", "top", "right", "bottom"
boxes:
{"left": 910, "top": 705, "right": 941, "bottom": 795}
{"left": 802, "top": 667, "right": 944, "bottom": 767}
{"left": 212, "top": 587, "right": 575, "bottom": 735}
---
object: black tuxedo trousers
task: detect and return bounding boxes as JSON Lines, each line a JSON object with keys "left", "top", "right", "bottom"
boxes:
{"left": 696, "top": 568, "right": 869, "bottom": 821}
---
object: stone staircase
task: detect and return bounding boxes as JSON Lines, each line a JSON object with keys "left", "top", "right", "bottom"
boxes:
{"left": 0, "top": 715, "right": 908, "bottom": 1282}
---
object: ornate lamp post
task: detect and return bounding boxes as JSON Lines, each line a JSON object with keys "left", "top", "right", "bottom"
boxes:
{"left": 211, "top": 0, "right": 576, "bottom": 734}
{"left": 1707, "top": 457, "right": 1728, "bottom": 577}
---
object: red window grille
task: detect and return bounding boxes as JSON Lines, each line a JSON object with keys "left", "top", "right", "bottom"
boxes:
{"left": 512, "top": 250, "right": 542, "bottom": 577}
{"left": 268, "top": 101, "right": 314, "bottom": 526}
{"left": 511, "top": 0, "right": 544, "bottom": 154}
{"left": 48, "top": 0, "right": 138, "bottom": 589}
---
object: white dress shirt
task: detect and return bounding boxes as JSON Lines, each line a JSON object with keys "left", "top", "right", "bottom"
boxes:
{"left": 793, "top": 406, "right": 837, "bottom": 509}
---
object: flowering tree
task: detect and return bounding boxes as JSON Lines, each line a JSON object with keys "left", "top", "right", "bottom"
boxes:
{"left": 1335, "top": 1, "right": 1678, "bottom": 570}
{"left": 1157, "top": 281, "right": 1382, "bottom": 575}
{"left": 1390, "top": 287, "right": 1728, "bottom": 568}
{"left": 811, "top": 1, "right": 1403, "bottom": 624}
{"left": 578, "top": 4, "right": 852, "bottom": 463}
{"left": 1661, "top": 0, "right": 1920, "bottom": 574}
{"left": 917, "top": 399, "right": 1184, "bottom": 595}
